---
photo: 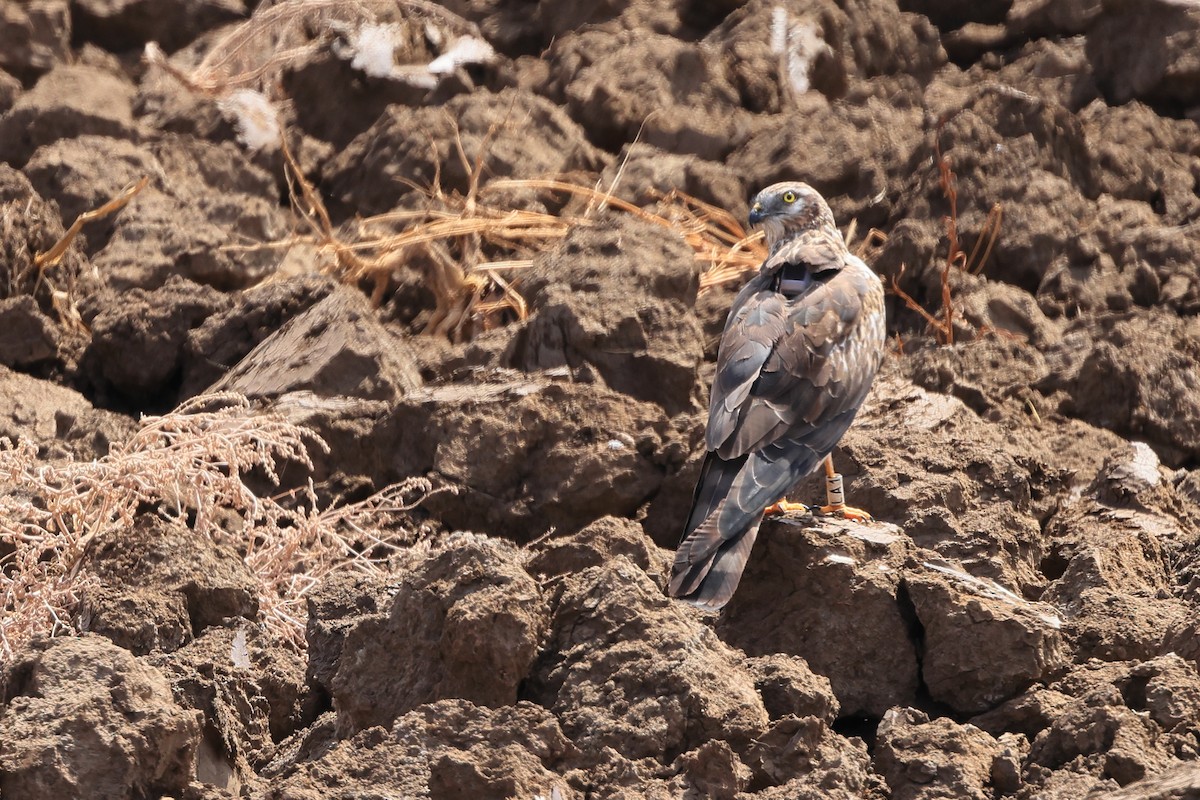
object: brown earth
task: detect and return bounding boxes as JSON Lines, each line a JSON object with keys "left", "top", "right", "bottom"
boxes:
{"left": 3, "top": 0, "right": 1200, "bottom": 798}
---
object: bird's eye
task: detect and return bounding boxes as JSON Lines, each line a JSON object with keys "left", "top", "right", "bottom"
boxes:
{"left": 782, "top": 191, "right": 797, "bottom": 203}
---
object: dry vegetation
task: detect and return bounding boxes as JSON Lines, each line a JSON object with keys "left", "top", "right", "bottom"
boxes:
{"left": 0, "top": 393, "right": 438, "bottom": 657}
{"left": 885, "top": 124, "right": 1004, "bottom": 346}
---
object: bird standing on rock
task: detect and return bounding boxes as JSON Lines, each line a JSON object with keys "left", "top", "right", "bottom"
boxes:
{"left": 669, "top": 182, "right": 887, "bottom": 611}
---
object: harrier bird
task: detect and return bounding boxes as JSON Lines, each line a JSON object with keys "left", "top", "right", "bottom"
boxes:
{"left": 669, "top": 182, "right": 886, "bottom": 611}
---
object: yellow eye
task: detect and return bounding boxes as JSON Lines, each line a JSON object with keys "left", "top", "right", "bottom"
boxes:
{"left": 782, "top": 191, "right": 797, "bottom": 203}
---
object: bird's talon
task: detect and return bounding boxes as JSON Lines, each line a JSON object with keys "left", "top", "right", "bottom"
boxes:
{"left": 764, "top": 500, "right": 812, "bottom": 517}
{"left": 817, "top": 503, "right": 873, "bottom": 522}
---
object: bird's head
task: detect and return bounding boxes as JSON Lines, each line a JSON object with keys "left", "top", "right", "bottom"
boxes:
{"left": 748, "top": 182, "right": 836, "bottom": 251}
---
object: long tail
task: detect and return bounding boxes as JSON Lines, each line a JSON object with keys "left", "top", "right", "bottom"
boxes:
{"left": 669, "top": 513, "right": 762, "bottom": 611}
{"left": 669, "top": 438, "right": 833, "bottom": 610}
{"left": 669, "top": 453, "right": 762, "bottom": 610}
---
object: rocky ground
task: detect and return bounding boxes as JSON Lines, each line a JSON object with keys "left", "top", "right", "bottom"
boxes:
{"left": 3, "top": 0, "right": 1200, "bottom": 798}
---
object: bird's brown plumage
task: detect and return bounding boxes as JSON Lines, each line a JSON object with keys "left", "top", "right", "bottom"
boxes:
{"left": 669, "top": 182, "right": 886, "bottom": 610}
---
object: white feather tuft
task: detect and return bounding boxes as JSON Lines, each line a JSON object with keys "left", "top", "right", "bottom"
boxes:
{"left": 427, "top": 35, "right": 495, "bottom": 75}
{"left": 217, "top": 89, "right": 280, "bottom": 152}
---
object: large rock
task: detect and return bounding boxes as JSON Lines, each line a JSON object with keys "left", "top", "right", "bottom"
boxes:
{"left": 1041, "top": 443, "right": 1195, "bottom": 661}
{"left": 510, "top": 214, "right": 704, "bottom": 414}
{"left": 322, "top": 87, "right": 607, "bottom": 217}
{"left": 180, "top": 275, "right": 338, "bottom": 397}
{"left": 906, "top": 561, "right": 1067, "bottom": 714}
{"left": 548, "top": 30, "right": 746, "bottom": 158}
{"left": 873, "top": 708, "right": 1007, "bottom": 800}
{"left": 0, "top": 0, "right": 71, "bottom": 81}
{"left": 707, "top": 0, "right": 944, "bottom": 112}
{"left": 72, "top": 0, "right": 246, "bottom": 52}
{"left": 212, "top": 285, "right": 422, "bottom": 403}
{"left": 0, "top": 635, "right": 201, "bottom": 799}
{"left": 0, "top": 164, "right": 91, "bottom": 315}
{"left": 1087, "top": 0, "right": 1200, "bottom": 109}
{"left": 975, "top": 657, "right": 1200, "bottom": 791}
{"left": 81, "top": 514, "right": 259, "bottom": 655}
{"left": 529, "top": 556, "right": 769, "bottom": 762}
{"left": 0, "top": 64, "right": 136, "bottom": 166}
{"left": 381, "top": 377, "right": 681, "bottom": 539}
{"left": 330, "top": 536, "right": 546, "bottom": 735}
{"left": 718, "top": 518, "right": 920, "bottom": 718}
{"left": 728, "top": 93, "right": 923, "bottom": 230}
{"left": 266, "top": 700, "right": 572, "bottom": 799}
{"left": 0, "top": 365, "right": 136, "bottom": 460}
{"left": 0, "top": 296, "right": 58, "bottom": 367}
{"left": 93, "top": 135, "right": 287, "bottom": 291}
{"left": 83, "top": 275, "right": 233, "bottom": 407}
{"left": 23, "top": 135, "right": 162, "bottom": 254}
{"left": 1043, "top": 312, "right": 1200, "bottom": 466}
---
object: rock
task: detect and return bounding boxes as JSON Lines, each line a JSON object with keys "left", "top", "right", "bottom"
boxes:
{"left": 267, "top": 700, "right": 572, "bottom": 799}
{"left": 906, "top": 561, "right": 1067, "bottom": 714}
{"left": 1087, "top": 1, "right": 1200, "bottom": 109}
{"left": 1041, "top": 451, "right": 1193, "bottom": 662}
{"left": 304, "top": 571, "right": 396, "bottom": 694}
{"left": 23, "top": 135, "right": 162, "bottom": 254}
{"left": 1100, "top": 763, "right": 1200, "bottom": 800}
{"left": 149, "top": 627, "right": 279, "bottom": 795}
{"left": 707, "top": 0, "right": 944, "bottom": 112}
{"left": 0, "top": 64, "right": 136, "bottom": 167}
{"left": 718, "top": 517, "right": 919, "bottom": 718}
{"left": 331, "top": 536, "right": 545, "bottom": 734}
{"left": 1006, "top": 0, "right": 1102, "bottom": 38}
{"left": 281, "top": 47, "right": 446, "bottom": 150}
{"left": 322, "top": 87, "right": 607, "bottom": 217}
{"left": 816, "top": 372, "right": 1069, "bottom": 597}
{"left": 728, "top": 94, "right": 924, "bottom": 230}
{"left": 212, "top": 286, "right": 422, "bottom": 403}
{"left": 72, "top": 0, "right": 246, "bottom": 53}
{"left": 532, "top": 0, "right": 697, "bottom": 43}
{"left": 0, "top": 69, "right": 19, "bottom": 115}
{"left": 972, "top": 36, "right": 1100, "bottom": 111}
{"left": 0, "top": 635, "right": 201, "bottom": 799}
{"left": 0, "top": 0, "right": 71, "bottom": 81}
{"left": 880, "top": 84, "right": 1096, "bottom": 302}
{"left": 1048, "top": 312, "right": 1200, "bottom": 466}
{"left": 743, "top": 716, "right": 880, "bottom": 798}
{"left": 596, "top": 143, "right": 747, "bottom": 217}
{"left": 529, "top": 556, "right": 769, "bottom": 762}
{"left": 92, "top": 136, "right": 287, "bottom": 291}
{"left": 873, "top": 708, "right": 1006, "bottom": 800}
{"left": 0, "top": 164, "right": 91, "bottom": 315}
{"left": 950, "top": 271, "right": 1065, "bottom": 347}
{"left": 0, "top": 365, "right": 136, "bottom": 460}
{"left": 744, "top": 654, "right": 839, "bottom": 723}
{"left": 81, "top": 514, "right": 259, "bottom": 654}
{"left": 547, "top": 29, "right": 746, "bottom": 157}
{"left": 675, "top": 739, "right": 751, "bottom": 800}
{"left": 900, "top": 0, "right": 1011, "bottom": 30}
{"left": 510, "top": 214, "right": 704, "bottom": 414}
{"left": 83, "top": 275, "right": 232, "bottom": 406}
{"left": 0, "top": 295, "right": 58, "bottom": 367}
{"left": 380, "top": 378, "right": 679, "bottom": 539}
{"left": 1003, "top": 659, "right": 1200, "bottom": 791}
{"left": 526, "top": 515, "right": 665, "bottom": 579}
{"left": 180, "top": 275, "right": 337, "bottom": 397}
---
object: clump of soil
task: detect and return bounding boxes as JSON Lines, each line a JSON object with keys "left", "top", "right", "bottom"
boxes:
{"left": 3, "top": 0, "right": 1200, "bottom": 798}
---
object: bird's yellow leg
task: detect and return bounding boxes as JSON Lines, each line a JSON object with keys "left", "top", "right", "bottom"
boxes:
{"left": 816, "top": 455, "right": 873, "bottom": 522}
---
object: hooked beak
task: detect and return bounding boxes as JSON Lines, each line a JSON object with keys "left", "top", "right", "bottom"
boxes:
{"left": 748, "top": 202, "right": 766, "bottom": 225}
